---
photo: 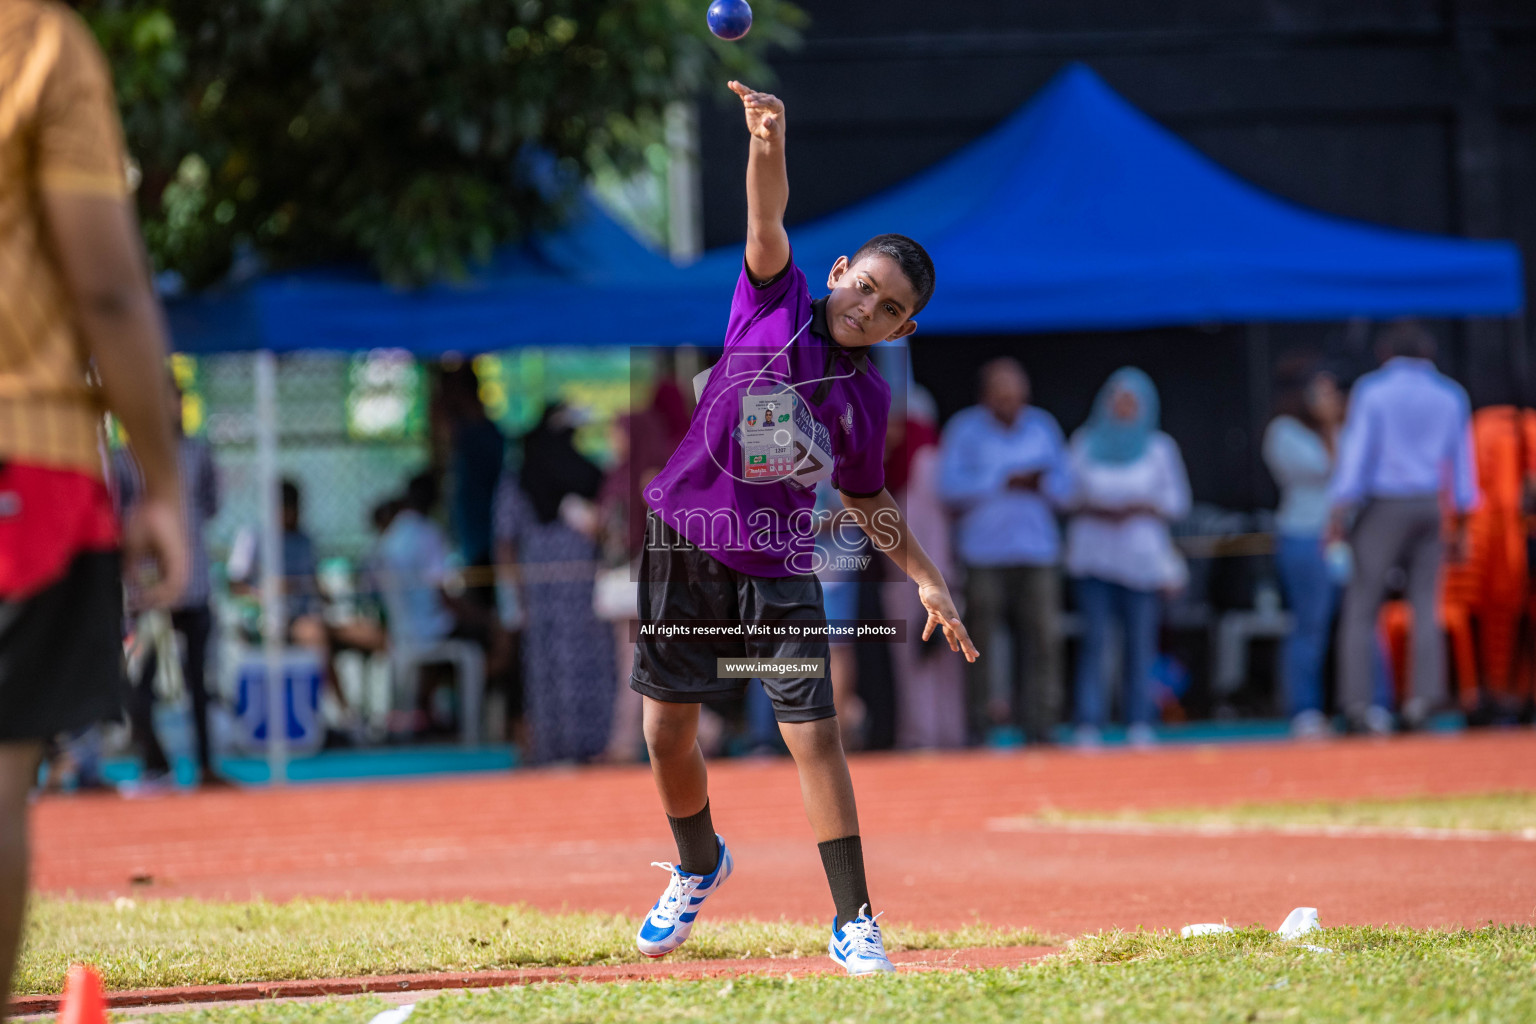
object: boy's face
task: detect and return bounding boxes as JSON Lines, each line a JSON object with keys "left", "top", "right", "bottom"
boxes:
{"left": 824, "top": 254, "right": 919, "bottom": 348}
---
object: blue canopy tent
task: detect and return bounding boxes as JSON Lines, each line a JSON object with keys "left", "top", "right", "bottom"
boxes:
{"left": 168, "top": 62, "right": 1523, "bottom": 356}
{"left": 697, "top": 62, "right": 1523, "bottom": 332}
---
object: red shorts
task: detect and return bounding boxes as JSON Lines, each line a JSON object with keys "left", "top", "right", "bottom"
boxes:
{"left": 0, "top": 462, "right": 119, "bottom": 599}
{"left": 0, "top": 462, "right": 124, "bottom": 740}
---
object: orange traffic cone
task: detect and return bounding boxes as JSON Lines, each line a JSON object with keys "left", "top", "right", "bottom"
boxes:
{"left": 58, "top": 964, "right": 107, "bottom": 1024}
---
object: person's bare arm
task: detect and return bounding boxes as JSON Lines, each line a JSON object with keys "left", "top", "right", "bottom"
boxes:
{"left": 839, "top": 488, "right": 979, "bottom": 662}
{"left": 41, "top": 191, "right": 187, "bottom": 607}
{"left": 728, "top": 81, "right": 790, "bottom": 283}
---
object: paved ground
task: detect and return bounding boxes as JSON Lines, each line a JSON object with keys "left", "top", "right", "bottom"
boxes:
{"left": 33, "top": 731, "right": 1536, "bottom": 936}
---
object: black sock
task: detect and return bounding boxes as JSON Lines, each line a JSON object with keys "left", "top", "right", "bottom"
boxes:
{"left": 667, "top": 800, "right": 720, "bottom": 876}
{"left": 818, "top": 835, "right": 871, "bottom": 928}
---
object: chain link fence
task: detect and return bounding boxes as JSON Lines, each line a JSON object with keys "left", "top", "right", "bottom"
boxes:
{"left": 197, "top": 350, "right": 429, "bottom": 566}
{"left": 183, "top": 347, "right": 642, "bottom": 570}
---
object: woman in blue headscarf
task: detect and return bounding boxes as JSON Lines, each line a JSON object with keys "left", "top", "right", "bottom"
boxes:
{"left": 1065, "top": 368, "right": 1191, "bottom": 749}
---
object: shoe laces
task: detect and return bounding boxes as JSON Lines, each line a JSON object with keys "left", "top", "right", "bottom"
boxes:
{"left": 649, "top": 862, "right": 702, "bottom": 923}
{"left": 840, "top": 904, "right": 887, "bottom": 957}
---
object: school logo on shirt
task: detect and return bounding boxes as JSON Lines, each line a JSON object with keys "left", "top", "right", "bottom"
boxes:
{"left": 840, "top": 403, "right": 855, "bottom": 434}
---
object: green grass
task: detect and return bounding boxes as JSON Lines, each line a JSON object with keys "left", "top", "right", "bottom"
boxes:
{"left": 1024, "top": 790, "right": 1536, "bottom": 834}
{"left": 19, "top": 898, "right": 1053, "bottom": 995}
{"left": 125, "top": 925, "right": 1536, "bottom": 1024}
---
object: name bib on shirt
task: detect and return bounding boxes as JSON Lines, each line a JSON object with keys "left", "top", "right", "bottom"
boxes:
{"left": 694, "top": 366, "right": 834, "bottom": 492}
{"left": 735, "top": 389, "right": 835, "bottom": 491}
{"left": 740, "top": 391, "right": 796, "bottom": 479}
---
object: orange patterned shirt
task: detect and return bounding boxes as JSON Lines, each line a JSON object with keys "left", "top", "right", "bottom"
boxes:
{"left": 0, "top": 0, "right": 130, "bottom": 477}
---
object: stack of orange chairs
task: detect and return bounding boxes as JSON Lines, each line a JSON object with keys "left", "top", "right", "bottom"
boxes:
{"left": 1378, "top": 406, "right": 1535, "bottom": 708}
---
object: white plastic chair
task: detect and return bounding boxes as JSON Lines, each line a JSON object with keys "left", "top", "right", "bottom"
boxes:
{"left": 391, "top": 640, "right": 485, "bottom": 746}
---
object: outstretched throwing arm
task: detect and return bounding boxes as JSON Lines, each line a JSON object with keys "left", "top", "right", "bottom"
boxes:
{"left": 729, "top": 80, "right": 790, "bottom": 283}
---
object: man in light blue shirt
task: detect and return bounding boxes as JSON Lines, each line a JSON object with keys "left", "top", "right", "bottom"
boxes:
{"left": 938, "top": 358, "right": 1072, "bottom": 745}
{"left": 1328, "top": 322, "right": 1477, "bottom": 733}
{"left": 376, "top": 473, "right": 458, "bottom": 649}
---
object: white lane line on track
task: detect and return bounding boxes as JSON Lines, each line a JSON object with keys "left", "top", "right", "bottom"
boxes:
{"left": 984, "top": 819, "right": 1536, "bottom": 843}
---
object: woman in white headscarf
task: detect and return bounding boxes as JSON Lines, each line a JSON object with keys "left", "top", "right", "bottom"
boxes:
{"left": 1065, "top": 368, "right": 1191, "bottom": 749}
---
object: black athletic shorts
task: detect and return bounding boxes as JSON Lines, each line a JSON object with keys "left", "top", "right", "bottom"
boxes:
{"left": 0, "top": 549, "right": 125, "bottom": 742}
{"left": 0, "top": 464, "right": 126, "bottom": 742}
{"left": 630, "top": 512, "right": 834, "bottom": 723}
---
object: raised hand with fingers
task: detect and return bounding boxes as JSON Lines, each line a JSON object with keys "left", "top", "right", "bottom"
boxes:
{"left": 729, "top": 80, "right": 785, "bottom": 143}
{"left": 918, "top": 581, "right": 980, "bottom": 663}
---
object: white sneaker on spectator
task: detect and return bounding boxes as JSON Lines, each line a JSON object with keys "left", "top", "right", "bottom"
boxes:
{"left": 1290, "top": 709, "right": 1332, "bottom": 740}
{"left": 119, "top": 769, "right": 175, "bottom": 799}
{"left": 1363, "top": 705, "right": 1395, "bottom": 736}
{"left": 1126, "top": 723, "right": 1157, "bottom": 749}
{"left": 1073, "top": 725, "right": 1102, "bottom": 751}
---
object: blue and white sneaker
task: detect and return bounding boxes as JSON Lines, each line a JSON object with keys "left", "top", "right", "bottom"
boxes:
{"left": 829, "top": 904, "right": 896, "bottom": 975}
{"left": 636, "top": 835, "right": 733, "bottom": 958}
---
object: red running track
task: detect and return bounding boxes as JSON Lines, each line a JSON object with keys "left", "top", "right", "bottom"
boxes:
{"left": 32, "top": 732, "right": 1536, "bottom": 936}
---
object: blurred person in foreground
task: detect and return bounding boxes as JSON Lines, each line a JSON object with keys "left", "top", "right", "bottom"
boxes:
{"left": 1065, "top": 368, "right": 1191, "bottom": 750}
{"left": 114, "top": 375, "right": 230, "bottom": 788}
{"left": 0, "top": 1, "right": 187, "bottom": 1017}
{"left": 494, "top": 403, "right": 614, "bottom": 764}
{"left": 1263, "top": 358, "right": 1346, "bottom": 738}
{"left": 1328, "top": 321, "right": 1477, "bottom": 734}
{"left": 884, "top": 385, "right": 965, "bottom": 748}
{"left": 938, "top": 357, "right": 1072, "bottom": 747}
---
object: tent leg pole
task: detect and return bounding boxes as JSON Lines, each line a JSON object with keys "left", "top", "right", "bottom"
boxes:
{"left": 255, "top": 350, "right": 287, "bottom": 786}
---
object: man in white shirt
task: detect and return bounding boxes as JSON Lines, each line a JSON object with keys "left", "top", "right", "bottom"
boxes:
{"left": 1328, "top": 322, "right": 1478, "bottom": 734}
{"left": 938, "top": 359, "right": 1073, "bottom": 746}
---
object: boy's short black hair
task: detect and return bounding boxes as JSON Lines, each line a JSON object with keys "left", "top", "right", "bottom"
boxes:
{"left": 405, "top": 471, "right": 439, "bottom": 514}
{"left": 851, "top": 234, "right": 936, "bottom": 316}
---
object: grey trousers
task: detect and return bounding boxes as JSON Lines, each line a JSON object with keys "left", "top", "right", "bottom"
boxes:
{"left": 1337, "top": 496, "right": 1445, "bottom": 720}
{"left": 964, "top": 564, "right": 1063, "bottom": 743}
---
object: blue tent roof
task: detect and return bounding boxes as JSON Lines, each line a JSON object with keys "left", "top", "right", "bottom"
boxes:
{"left": 168, "top": 63, "right": 1523, "bottom": 354}
{"left": 165, "top": 191, "right": 702, "bottom": 354}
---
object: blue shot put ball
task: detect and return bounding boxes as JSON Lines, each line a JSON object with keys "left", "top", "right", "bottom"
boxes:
{"left": 707, "top": 0, "right": 752, "bottom": 41}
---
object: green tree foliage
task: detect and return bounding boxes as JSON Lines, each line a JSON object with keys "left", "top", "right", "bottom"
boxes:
{"left": 79, "top": 1, "right": 803, "bottom": 288}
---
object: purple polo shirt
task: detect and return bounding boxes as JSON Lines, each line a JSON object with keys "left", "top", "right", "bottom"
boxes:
{"left": 646, "top": 258, "right": 891, "bottom": 578}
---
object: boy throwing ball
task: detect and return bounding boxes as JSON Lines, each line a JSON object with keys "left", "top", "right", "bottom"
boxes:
{"left": 631, "top": 81, "right": 979, "bottom": 975}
